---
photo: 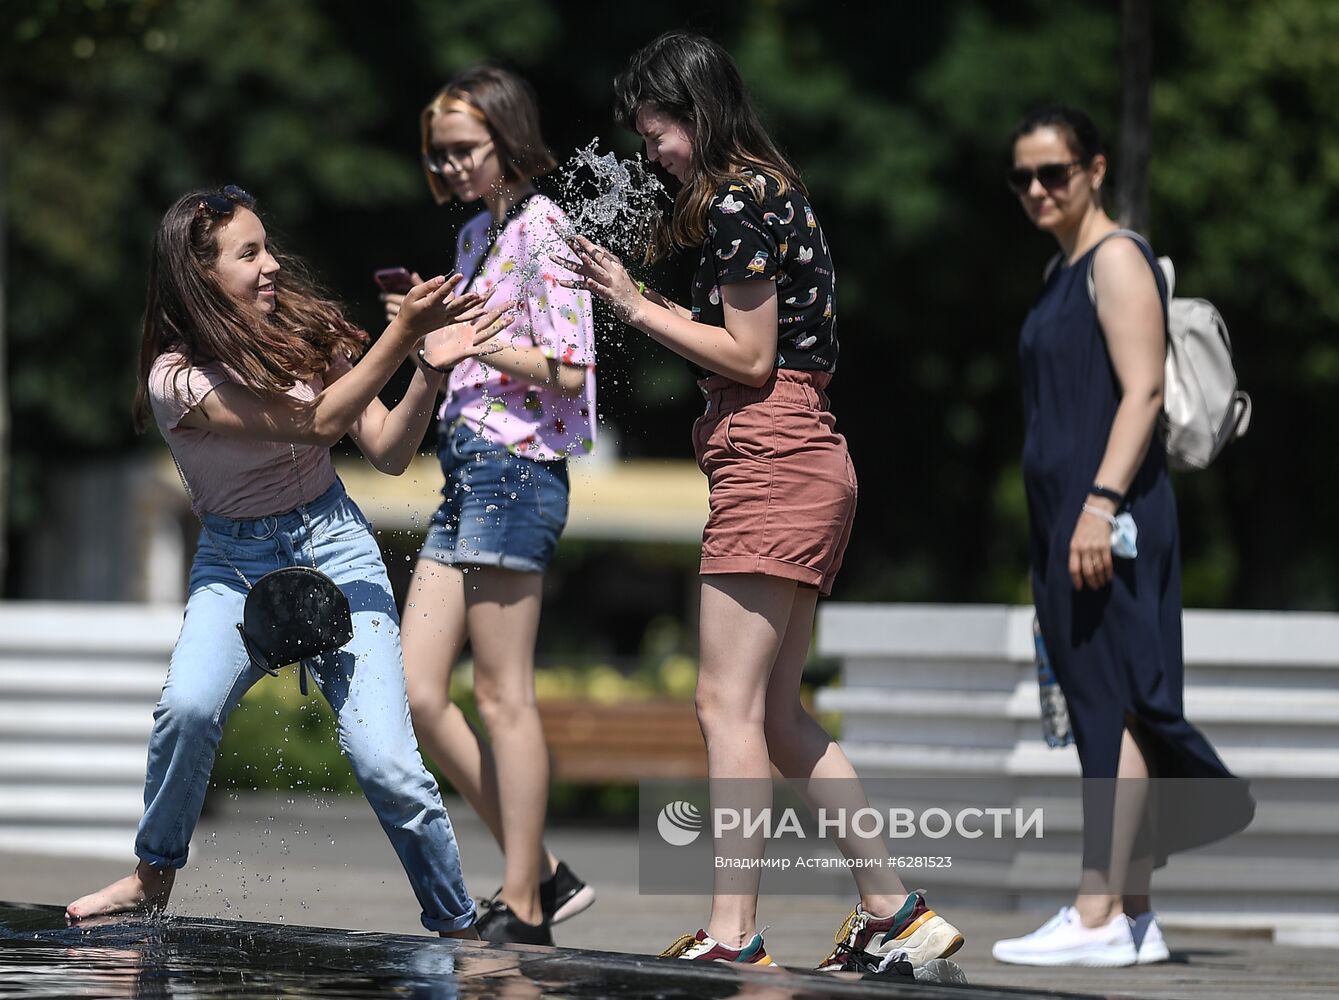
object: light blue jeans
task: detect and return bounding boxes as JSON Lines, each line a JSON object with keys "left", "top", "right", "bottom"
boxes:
{"left": 135, "top": 479, "right": 475, "bottom": 932}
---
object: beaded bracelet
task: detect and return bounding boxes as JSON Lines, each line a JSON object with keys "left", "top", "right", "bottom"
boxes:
{"left": 1081, "top": 503, "right": 1118, "bottom": 527}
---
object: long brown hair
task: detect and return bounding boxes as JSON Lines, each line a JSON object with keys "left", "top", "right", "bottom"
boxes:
{"left": 613, "top": 31, "right": 805, "bottom": 262}
{"left": 420, "top": 65, "right": 557, "bottom": 206}
{"left": 132, "top": 186, "right": 366, "bottom": 432}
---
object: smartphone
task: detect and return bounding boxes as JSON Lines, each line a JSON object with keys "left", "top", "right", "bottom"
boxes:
{"left": 374, "top": 267, "right": 415, "bottom": 295}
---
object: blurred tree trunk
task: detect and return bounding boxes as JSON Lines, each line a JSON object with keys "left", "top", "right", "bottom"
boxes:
{"left": 1117, "top": 0, "right": 1152, "bottom": 234}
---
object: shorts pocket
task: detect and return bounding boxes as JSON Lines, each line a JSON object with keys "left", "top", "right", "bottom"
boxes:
{"left": 722, "top": 404, "right": 775, "bottom": 460}
{"left": 533, "top": 464, "right": 570, "bottom": 530}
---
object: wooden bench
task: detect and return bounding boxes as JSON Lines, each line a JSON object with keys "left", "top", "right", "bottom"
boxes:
{"left": 539, "top": 699, "right": 706, "bottom": 782}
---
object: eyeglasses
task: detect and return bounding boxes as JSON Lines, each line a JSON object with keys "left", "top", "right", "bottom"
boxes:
{"left": 423, "top": 140, "right": 494, "bottom": 175}
{"left": 195, "top": 184, "right": 254, "bottom": 218}
{"left": 1006, "top": 161, "right": 1083, "bottom": 195}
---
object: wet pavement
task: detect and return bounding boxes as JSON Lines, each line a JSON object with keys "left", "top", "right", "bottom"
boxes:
{"left": 0, "top": 901, "right": 1094, "bottom": 1000}
{"left": 3, "top": 794, "right": 1335, "bottom": 999}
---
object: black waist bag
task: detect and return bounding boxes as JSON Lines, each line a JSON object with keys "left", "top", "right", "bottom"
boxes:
{"left": 237, "top": 566, "right": 353, "bottom": 695}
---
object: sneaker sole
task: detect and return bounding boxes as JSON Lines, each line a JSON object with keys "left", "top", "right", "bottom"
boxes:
{"left": 915, "top": 959, "right": 970, "bottom": 984}
{"left": 1137, "top": 941, "right": 1170, "bottom": 964}
{"left": 893, "top": 912, "right": 966, "bottom": 965}
{"left": 550, "top": 884, "right": 596, "bottom": 925}
{"left": 991, "top": 942, "right": 1138, "bottom": 967}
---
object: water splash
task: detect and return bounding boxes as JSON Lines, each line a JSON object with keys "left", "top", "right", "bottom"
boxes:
{"left": 555, "top": 138, "right": 668, "bottom": 257}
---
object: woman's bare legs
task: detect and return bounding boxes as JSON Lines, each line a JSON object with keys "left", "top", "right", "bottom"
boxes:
{"left": 695, "top": 573, "right": 797, "bottom": 948}
{"left": 403, "top": 560, "right": 553, "bottom": 926}
{"left": 463, "top": 567, "right": 551, "bottom": 925}
{"left": 763, "top": 585, "right": 907, "bottom": 914}
{"left": 1075, "top": 725, "right": 1152, "bottom": 927}
{"left": 66, "top": 861, "right": 175, "bottom": 920}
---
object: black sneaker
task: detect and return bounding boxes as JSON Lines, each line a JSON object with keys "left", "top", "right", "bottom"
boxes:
{"left": 826, "top": 942, "right": 916, "bottom": 980}
{"left": 474, "top": 896, "right": 553, "bottom": 945}
{"left": 539, "top": 860, "right": 595, "bottom": 925}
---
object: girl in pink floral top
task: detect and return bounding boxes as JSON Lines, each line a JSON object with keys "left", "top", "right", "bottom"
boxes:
{"left": 441, "top": 194, "right": 596, "bottom": 459}
{"left": 382, "top": 65, "right": 597, "bottom": 947}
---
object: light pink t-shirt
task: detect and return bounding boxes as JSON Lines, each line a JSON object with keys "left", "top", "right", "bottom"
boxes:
{"left": 149, "top": 352, "right": 336, "bottom": 518}
{"left": 440, "top": 194, "right": 597, "bottom": 460}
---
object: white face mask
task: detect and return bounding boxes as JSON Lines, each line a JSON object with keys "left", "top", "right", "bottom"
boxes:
{"left": 1083, "top": 504, "right": 1139, "bottom": 559}
{"left": 1110, "top": 512, "right": 1138, "bottom": 559}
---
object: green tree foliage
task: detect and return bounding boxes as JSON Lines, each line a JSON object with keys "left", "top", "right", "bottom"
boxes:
{"left": 2, "top": 0, "right": 1333, "bottom": 609}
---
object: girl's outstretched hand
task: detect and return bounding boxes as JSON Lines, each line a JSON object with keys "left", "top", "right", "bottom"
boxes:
{"left": 385, "top": 271, "right": 495, "bottom": 326}
{"left": 420, "top": 301, "right": 515, "bottom": 371}
{"left": 552, "top": 234, "right": 643, "bottom": 323}
{"left": 396, "top": 273, "right": 484, "bottom": 340}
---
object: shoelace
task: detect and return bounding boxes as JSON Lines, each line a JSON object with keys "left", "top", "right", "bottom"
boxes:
{"left": 473, "top": 891, "right": 503, "bottom": 918}
{"left": 830, "top": 942, "right": 913, "bottom": 975}
{"left": 833, "top": 905, "right": 865, "bottom": 945}
{"left": 661, "top": 933, "right": 700, "bottom": 958}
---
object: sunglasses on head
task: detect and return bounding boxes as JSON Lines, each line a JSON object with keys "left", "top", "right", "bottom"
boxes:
{"left": 195, "top": 184, "right": 255, "bottom": 218}
{"left": 1006, "top": 161, "right": 1083, "bottom": 195}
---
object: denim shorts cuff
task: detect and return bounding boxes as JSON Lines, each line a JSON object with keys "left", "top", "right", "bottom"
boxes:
{"left": 135, "top": 847, "right": 187, "bottom": 870}
{"left": 420, "top": 546, "right": 547, "bottom": 574}
{"left": 421, "top": 906, "right": 477, "bottom": 933}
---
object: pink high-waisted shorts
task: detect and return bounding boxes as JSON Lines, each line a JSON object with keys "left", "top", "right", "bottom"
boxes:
{"left": 692, "top": 370, "right": 857, "bottom": 596}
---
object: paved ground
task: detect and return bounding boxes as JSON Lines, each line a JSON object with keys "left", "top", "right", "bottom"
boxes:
{"left": 4, "top": 793, "right": 1334, "bottom": 1000}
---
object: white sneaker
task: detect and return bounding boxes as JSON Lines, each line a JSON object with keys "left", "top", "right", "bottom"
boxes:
{"left": 1128, "top": 911, "right": 1170, "bottom": 964}
{"left": 991, "top": 907, "right": 1138, "bottom": 967}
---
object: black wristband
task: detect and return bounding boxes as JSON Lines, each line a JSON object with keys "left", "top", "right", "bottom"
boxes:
{"left": 416, "top": 348, "right": 455, "bottom": 375}
{"left": 1088, "top": 484, "right": 1125, "bottom": 506}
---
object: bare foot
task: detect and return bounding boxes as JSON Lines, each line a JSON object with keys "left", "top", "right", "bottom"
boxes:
{"left": 66, "top": 862, "right": 175, "bottom": 920}
{"left": 439, "top": 926, "right": 481, "bottom": 940}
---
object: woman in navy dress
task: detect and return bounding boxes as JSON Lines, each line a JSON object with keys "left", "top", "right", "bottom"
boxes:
{"left": 992, "top": 106, "right": 1252, "bottom": 969}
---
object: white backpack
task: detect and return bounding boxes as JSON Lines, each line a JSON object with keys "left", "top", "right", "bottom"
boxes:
{"left": 1084, "top": 229, "right": 1252, "bottom": 470}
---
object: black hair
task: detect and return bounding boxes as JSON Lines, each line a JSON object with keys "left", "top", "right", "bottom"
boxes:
{"left": 613, "top": 30, "right": 803, "bottom": 259}
{"left": 1010, "top": 104, "right": 1105, "bottom": 163}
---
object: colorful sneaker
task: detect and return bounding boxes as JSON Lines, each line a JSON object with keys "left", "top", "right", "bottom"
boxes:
{"left": 818, "top": 892, "right": 965, "bottom": 971}
{"left": 661, "top": 929, "right": 774, "bottom": 965}
{"left": 1128, "top": 911, "right": 1170, "bottom": 964}
{"left": 474, "top": 895, "right": 553, "bottom": 946}
{"left": 991, "top": 907, "right": 1137, "bottom": 967}
{"left": 540, "top": 860, "right": 596, "bottom": 925}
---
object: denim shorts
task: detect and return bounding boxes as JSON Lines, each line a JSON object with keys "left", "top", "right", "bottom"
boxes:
{"left": 420, "top": 419, "right": 570, "bottom": 574}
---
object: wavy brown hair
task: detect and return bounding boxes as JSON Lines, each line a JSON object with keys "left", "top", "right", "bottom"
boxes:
{"left": 420, "top": 65, "right": 557, "bottom": 206}
{"left": 613, "top": 31, "right": 805, "bottom": 262}
{"left": 133, "top": 186, "right": 366, "bottom": 432}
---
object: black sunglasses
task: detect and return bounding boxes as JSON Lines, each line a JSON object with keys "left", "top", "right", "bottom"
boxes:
{"left": 195, "top": 184, "right": 255, "bottom": 218}
{"left": 1006, "top": 161, "right": 1082, "bottom": 195}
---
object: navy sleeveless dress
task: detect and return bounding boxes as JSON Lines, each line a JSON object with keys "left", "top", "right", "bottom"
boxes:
{"left": 1019, "top": 234, "right": 1253, "bottom": 867}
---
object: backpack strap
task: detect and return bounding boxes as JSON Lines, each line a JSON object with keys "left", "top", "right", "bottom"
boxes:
{"left": 1085, "top": 228, "right": 1153, "bottom": 304}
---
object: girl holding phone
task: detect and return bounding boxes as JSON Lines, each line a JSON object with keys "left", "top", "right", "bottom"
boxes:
{"left": 66, "top": 184, "right": 509, "bottom": 933}
{"left": 383, "top": 65, "right": 597, "bottom": 945}
{"left": 557, "top": 32, "right": 964, "bottom": 971}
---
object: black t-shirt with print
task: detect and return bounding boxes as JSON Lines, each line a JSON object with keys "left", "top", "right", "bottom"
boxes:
{"left": 688, "top": 170, "right": 837, "bottom": 380}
